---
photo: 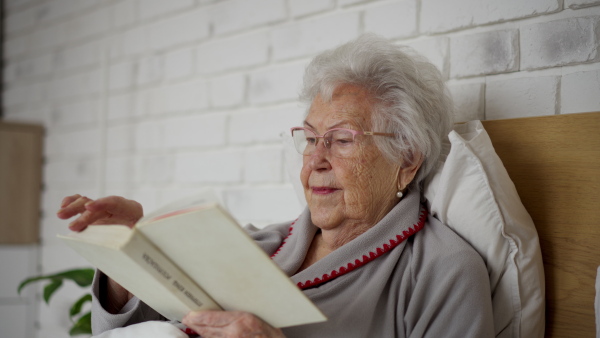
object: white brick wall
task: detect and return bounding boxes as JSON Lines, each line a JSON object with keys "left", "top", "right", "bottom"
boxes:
{"left": 2, "top": 1, "right": 600, "bottom": 336}
{"left": 450, "top": 30, "right": 519, "bottom": 78}
{"left": 486, "top": 75, "right": 560, "bottom": 119}
{"left": 521, "top": 16, "right": 600, "bottom": 70}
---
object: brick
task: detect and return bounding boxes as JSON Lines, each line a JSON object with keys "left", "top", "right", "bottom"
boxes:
{"left": 64, "top": 6, "right": 111, "bottom": 43}
{"left": 248, "top": 62, "right": 305, "bottom": 104}
{"left": 134, "top": 154, "right": 173, "bottom": 183}
{"left": 3, "top": 84, "right": 31, "bottom": 107}
{"left": 0, "top": 304, "right": 34, "bottom": 338}
{"left": 139, "top": 0, "right": 194, "bottom": 21}
{"left": 364, "top": 1, "right": 418, "bottom": 39}
{"left": 135, "top": 87, "right": 166, "bottom": 117}
{"left": 229, "top": 104, "right": 306, "bottom": 144}
{"left": 244, "top": 146, "right": 284, "bottom": 183}
{"left": 164, "top": 80, "right": 209, "bottom": 113}
{"left": 5, "top": 5, "right": 36, "bottom": 34}
{"left": 30, "top": 54, "right": 55, "bottom": 78}
{"left": 4, "top": 35, "right": 27, "bottom": 59}
{"left": 136, "top": 54, "right": 163, "bottom": 86}
{"left": 50, "top": 99, "right": 100, "bottom": 127}
{"left": 44, "top": 158, "right": 98, "bottom": 187}
{"left": 36, "top": 0, "right": 98, "bottom": 25}
{"left": 209, "top": 73, "right": 246, "bottom": 108}
{"left": 565, "top": 0, "right": 600, "bottom": 8}
{"left": 450, "top": 30, "right": 518, "bottom": 78}
{"left": 112, "top": 0, "right": 136, "bottom": 28}
{"left": 404, "top": 37, "right": 449, "bottom": 78}
{"left": 45, "top": 128, "right": 101, "bottom": 156}
{"left": 110, "top": 26, "right": 148, "bottom": 59}
{"left": 421, "top": 0, "right": 559, "bottom": 34}
{"left": 5, "top": 0, "right": 36, "bottom": 10}
{"left": 134, "top": 120, "right": 165, "bottom": 151}
{"left": 148, "top": 8, "right": 210, "bottom": 51}
{"left": 271, "top": 12, "right": 360, "bottom": 61}
{"left": 129, "top": 188, "right": 161, "bottom": 213}
{"left": 164, "top": 113, "right": 227, "bottom": 148}
{"left": 30, "top": 22, "right": 66, "bottom": 52}
{"left": 165, "top": 47, "right": 195, "bottom": 82}
{"left": 0, "top": 246, "right": 38, "bottom": 298}
{"left": 289, "top": 0, "right": 335, "bottom": 18}
{"left": 485, "top": 76, "right": 559, "bottom": 120}
{"left": 109, "top": 60, "right": 136, "bottom": 92}
{"left": 105, "top": 155, "right": 132, "bottom": 183}
{"left": 196, "top": 31, "right": 269, "bottom": 74}
{"left": 447, "top": 82, "right": 485, "bottom": 122}
{"left": 223, "top": 187, "right": 302, "bottom": 224}
{"left": 339, "top": 0, "right": 370, "bottom": 5}
{"left": 174, "top": 150, "right": 243, "bottom": 183}
{"left": 210, "top": 0, "right": 287, "bottom": 36}
{"left": 108, "top": 93, "right": 135, "bottom": 121}
{"left": 561, "top": 69, "right": 600, "bottom": 114}
{"left": 106, "top": 124, "right": 133, "bottom": 153}
{"left": 40, "top": 243, "right": 90, "bottom": 273}
{"left": 56, "top": 40, "right": 101, "bottom": 71}
{"left": 521, "top": 17, "right": 600, "bottom": 70}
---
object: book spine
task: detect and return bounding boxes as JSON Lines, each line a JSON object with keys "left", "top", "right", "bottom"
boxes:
{"left": 123, "top": 231, "right": 221, "bottom": 312}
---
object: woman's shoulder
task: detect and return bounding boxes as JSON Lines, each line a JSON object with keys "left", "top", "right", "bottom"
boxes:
{"left": 244, "top": 220, "right": 295, "bottom": 255}
{"left": 408, "top": 215, "right": 488, "bottom": 278}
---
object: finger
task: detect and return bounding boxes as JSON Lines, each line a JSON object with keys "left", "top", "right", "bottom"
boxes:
{"left": 57, "top": 195, "right": 92, "bottom": 219}
{"left": 68, "top": 209, "right": 108, "bottom": 232}
{"left": 60, "top": 194, "right": 82, "bottom": 208}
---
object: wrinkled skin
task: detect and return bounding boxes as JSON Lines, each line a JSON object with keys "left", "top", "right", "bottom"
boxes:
{"left": 182, "top": 311, "right": 284, "bottom": 338}
{"left": 299, "top": 84, "right": 422, "bottom": 265}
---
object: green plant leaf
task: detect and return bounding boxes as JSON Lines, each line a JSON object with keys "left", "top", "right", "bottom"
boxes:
{"left": 18, "top": 268, "right": 95, "bottom": 294}
{"left": 43, "top": 279, "right": 63, "bottom": 304}
{"left": 52, "top": 268, "right": 95, "bottom": 287}
{"left": 69, "top": 294, "right": 92, "bottom": 320}
{"left": 69, "top": 311, "right": 92, "bottom": 336}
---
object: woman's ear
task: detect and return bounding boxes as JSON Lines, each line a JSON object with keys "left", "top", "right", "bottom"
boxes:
{"left": 397, "top": 153, "right": 424, "bottom": 191}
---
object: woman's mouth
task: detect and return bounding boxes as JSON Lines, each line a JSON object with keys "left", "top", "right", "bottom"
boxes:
{"left": 311, "top": 187, "right": 339, "bottom": 195}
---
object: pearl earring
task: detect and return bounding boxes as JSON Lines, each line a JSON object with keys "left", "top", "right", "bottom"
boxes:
{"left": 396, "top": 191, "right": 403, "bottom": 199}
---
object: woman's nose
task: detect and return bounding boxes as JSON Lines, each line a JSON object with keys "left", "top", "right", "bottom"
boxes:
{"left": 306, "top": 140, "right": 332, "bottom": 171}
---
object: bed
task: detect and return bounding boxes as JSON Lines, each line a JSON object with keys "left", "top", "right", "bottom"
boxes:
{"left": 481, "top": 112, "right": 600, "bottom": 337}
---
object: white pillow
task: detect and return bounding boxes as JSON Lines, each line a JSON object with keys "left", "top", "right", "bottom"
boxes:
{"left": 424, "top": 120, "right": 545, "bottom": 338}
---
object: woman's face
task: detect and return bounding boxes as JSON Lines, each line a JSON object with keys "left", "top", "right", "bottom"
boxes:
{"left": 301, "top": 84, "right": 404, "bottom": 234}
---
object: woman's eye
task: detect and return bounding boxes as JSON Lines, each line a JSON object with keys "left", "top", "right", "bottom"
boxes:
{"left": 306, "top": 137, "right": 317, "bottom": 144}
{"left": 334, "top": 138, "right": 353, "bottom": 145}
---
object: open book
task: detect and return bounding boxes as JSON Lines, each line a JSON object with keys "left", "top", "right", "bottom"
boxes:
{"left": 58, "top": 192, "right": 326, "bottom": 328}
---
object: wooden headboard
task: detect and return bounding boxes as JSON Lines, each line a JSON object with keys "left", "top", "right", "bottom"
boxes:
{"left": 481, "top": 112, "right": 600, "bottom": 338}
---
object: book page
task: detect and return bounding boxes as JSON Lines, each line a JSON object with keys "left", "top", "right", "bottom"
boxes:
{"left": 139, "top": 189, "right": 220, "bottom": 224}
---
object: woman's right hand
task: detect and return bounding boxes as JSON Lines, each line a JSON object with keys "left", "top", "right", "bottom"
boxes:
{"left": 57, "top": 194, "right": 143, "bottom": 232}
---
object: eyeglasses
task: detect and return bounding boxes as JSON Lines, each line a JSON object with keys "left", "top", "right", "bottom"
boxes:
{"left": 290, "top": 127, "right": 394, "bottom": 158}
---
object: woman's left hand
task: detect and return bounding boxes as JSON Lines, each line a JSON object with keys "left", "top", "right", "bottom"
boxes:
{"left": 182, "top": 311, "right": 285, "bottom": 338}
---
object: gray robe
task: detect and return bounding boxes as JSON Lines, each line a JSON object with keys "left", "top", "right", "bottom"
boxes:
{"left": 91, "top": 189, "right": 495, "bottom": 337}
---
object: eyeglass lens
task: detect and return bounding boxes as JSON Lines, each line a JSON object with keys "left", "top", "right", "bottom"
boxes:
{"left": 291, "top": 128, "right": 356, "bottom": 157}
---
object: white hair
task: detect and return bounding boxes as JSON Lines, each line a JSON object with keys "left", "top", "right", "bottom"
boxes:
{"left": 300, "top": 34, "right": 453, "bottom": 187}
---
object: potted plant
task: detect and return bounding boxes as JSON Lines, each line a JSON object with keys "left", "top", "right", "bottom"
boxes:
{"left": 18, "top": 268, "right": 95, "bottom": 336}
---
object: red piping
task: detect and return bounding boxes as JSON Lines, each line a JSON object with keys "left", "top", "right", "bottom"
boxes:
{"left": 297, "top": 208, "right": 428, "bottom": 289}
{"left": 270, "top": 219, "right": 296, "bottom": 258}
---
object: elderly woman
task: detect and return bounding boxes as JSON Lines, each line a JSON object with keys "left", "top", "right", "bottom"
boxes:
{"left": 58, "top": 35, "right": 494, "bottom": 337}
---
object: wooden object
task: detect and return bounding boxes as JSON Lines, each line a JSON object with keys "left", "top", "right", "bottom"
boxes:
{"left": 482, "top": 112, "right": 600, "bottom": 338}
{"left": 0, "top": 121, "right": 44, "bottom": 244}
